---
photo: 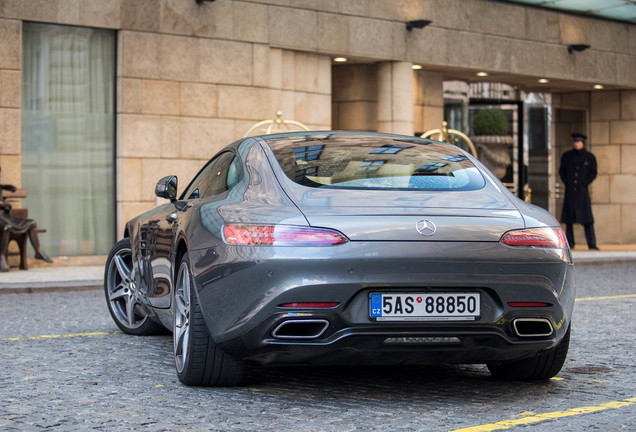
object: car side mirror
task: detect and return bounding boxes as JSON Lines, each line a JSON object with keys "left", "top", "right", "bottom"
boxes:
{"left": 155, "top": 175, "right": 178, "bottom": 202}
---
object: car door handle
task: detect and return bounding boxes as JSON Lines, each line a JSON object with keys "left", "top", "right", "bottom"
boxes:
{"left": 166, "top": 212, "right": 178, "bottom": 223}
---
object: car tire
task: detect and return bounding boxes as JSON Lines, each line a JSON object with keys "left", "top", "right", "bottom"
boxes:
{"left": 173, "top": 252, "right": 245, "bottom": 386}
{"left": 104, "top": 238, "right": 164, "bottom": 335}
{"left": 487, "top": 325, "right": 571, "bottom": 381}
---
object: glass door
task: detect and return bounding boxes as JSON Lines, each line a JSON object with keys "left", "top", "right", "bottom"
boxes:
{"left": 22, "top": 23, "right": 115, "bottom": 256}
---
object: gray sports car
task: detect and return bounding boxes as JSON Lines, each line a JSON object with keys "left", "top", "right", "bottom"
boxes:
{"left": 104, "top": 131, "right": 574, "bottom": 386}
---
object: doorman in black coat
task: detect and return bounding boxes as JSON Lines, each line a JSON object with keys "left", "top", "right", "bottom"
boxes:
{"left": 558, "top": 133, "right": 598, "bottom": 250}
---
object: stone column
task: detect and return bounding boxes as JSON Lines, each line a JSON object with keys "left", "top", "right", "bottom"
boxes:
{"left": 377, "top": 62, "right": 413, "bottom": 135}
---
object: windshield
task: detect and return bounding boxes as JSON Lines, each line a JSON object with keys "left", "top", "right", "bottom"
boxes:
{"left": 265, "top": 133, "right": 485, "bottom": 191}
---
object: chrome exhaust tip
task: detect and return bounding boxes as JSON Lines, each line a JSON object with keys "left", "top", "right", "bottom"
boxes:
{"left": 513, "top": 318, "right": 554, "bottom": 337}
{"left": 272, "top": 319, "right": 330, "bottom": 339}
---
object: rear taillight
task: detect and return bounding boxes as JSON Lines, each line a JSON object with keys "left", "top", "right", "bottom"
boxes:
{"left": 223, "top": 224, "right": 348, "bottom": 246}
{"left": 500, "top": 227, "right": 567, "bottom": 248}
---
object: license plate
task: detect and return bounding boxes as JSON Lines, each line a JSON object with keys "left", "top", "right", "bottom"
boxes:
{"left": 370, "top": 293, "right": 480, "bottom": 321}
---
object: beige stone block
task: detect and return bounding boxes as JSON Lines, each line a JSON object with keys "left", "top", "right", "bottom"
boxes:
{"left": 509, "top": 39, "right": 558, "bottom": 78}
{"left": 141, "top": 80, "right": 180, "bottom": 116}
{"left": 573, "top": 50, "right": 607, "bottom": 84}
{"left": 267, "top": 90, "right": 296, "bottom": 122}
{"left": 118, "top": 78, "right": 142, "bottom": 114}
{"left": 293, "top": 52, "right": 310, "bottom": 93}
{"left": 621, "top": 204, "right": 636, "bottom": 243}
{"left": 162, "top": 0, "right": 233, "bottom": 39}
{"left": 3, "top": 0, "right": 58, "bottom": 22}
{"left": 406, "top": 26, "right": 448, "bottom": 67}
{"left": 120, "top": 115, "right": 162, "bottom": 157}
{"left": 447, "top": 31, "right": 486, "bottom": 70}
{"left": 180, "top": 83, "right": 217, "bottom": 118}
{"left": 559, "top": 92, "right": 589, "bottom": 109}
{"left": 610, "top": 174, "right": 636, "bottom": 204}
{"left": 120, "top": 31, "right": 160, "bottom": 79}
{"left": 121, "top": 0, "right": 160, "bottom": 32}
{"left": 332, "top": 64, "right": 377, "bottom": 103}
{"left": 592, "top": 92, "right": 620, "bottom": 122}
{"left": 413, "top": 105, "right": 422, "bottom": 133}
{"left": 79, "top": 0, "right": 119, "bottom": 28}
{"left": 391, "top": 62, "right": 413, "bottom": 123}
{"left": 295, "top": 92, "right": 330, "bottom": 126}
{"left": 590, "top": 121, "right": 609, "bottom": 145}
{"left": 318, "top": 12, "right": 348, "bottom": 53}
{"left": 590, "top": 174, "right": 609, "bottom": 204}
{"left": 616, "top": 54, "right": 636, "bottom": 88}
{"left": 0, "top": 19, "right": 21, "bottom": 70}
{"left": 594, "top": 145, "right": 620, "bottom": 176}
{"left": 0, "top": 70, "right": 20, "bottom": 108}
{"left": 252, "top": 44, "right": 271, "bottom": 89}
{"left": 348, "top": 16, "right": 395, "bottom": 59}
{"left": 481, "top": 36, "right": 512, "bottom": 72}
{"left": 317, "top": 56, "right": 331, "bottom": 95}
{"left": 266, "top": 48, "right": 283, "bottom": 90}
{"left": 472, "top": 1, "right": 525, "bottom": 39}
{"left": 621, "top": 144, "right": 636, "bottom": 174}
{"left": 336, "top": 101, "right": 377, "bottom": 132}
{"left": 559, "top": 15, "right": 590, "bottom": 46}
{"left": 281, "top": 50, "right": 295, "bottom": 91}
{"left": 621, "top": 90, "right": 636, "bottom": 121}
{"left": 179, "top": 118, "right": 236, "bottom": 160}
{"left": 161, "top": 117, "right": 181, "bottom": 159}
{"left": 140, "top": 158, "right": 163, "bottom": 200}
{"left": 610, "top": 120, "right": 636, "bottom": 145}
{"left": 198, "top": 39, "right": 252, "bottom": 85}
{"left": 420, "top": 106, "right": 444, "bottom": 134}
{"left": 0, "top": 108, "right": 20, "bottom": 154}
{"left": 217, "top": 86, "right": 270, "bottom": 120}
{"left": 0, "top": 155, "right": 21, "bottom": 186}
{"left": 232, "top": 1, "right": 268, "bottom": 43}
{"left": 57, "top": 0, "right": 80, "bottom": 25}
{"left": 524, "top": 9, "right": 560, "bottom": 43}
{"left": 269, "top": 6, "right": 317, "bottom": 50}
{"left": 118, "top": 157, "right": 142, "bottom": 202}
{"left": 160, "top": 35, "right": 198, "bottom": 82}
{"left": 592, "top": 204, "right": 620, "bottom": 244}
{"left": 414, "top": 70, "right": 443, "bottom": 107}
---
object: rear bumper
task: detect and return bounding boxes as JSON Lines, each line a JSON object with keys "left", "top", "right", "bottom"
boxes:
{"left": 190, "top": 241, "right": 574, "bottom": 365}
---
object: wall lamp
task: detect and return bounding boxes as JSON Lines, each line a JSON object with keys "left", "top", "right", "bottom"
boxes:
{"left": 567, "top": 44, "right": 590, "bottom": 54}
{"left": 406, "top": 20, "right": 432, "bottom": 31}
{"left": 195, "top": 0, "right": 215, "bottom": 4}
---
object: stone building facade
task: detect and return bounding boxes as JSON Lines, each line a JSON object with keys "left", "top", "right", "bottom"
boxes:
{"left": 0, "top": 0, "right": 634, "bottom": 256}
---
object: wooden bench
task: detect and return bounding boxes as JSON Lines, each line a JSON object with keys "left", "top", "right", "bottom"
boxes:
{"left": 2, "top": 188, "right": 47, "bottom": 270}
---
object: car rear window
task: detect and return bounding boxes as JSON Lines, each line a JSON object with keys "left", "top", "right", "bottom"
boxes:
{"left": 265, "top": 133, "right": 485, "bottom": 191}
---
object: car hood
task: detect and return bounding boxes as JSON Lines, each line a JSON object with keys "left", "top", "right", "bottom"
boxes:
{"left": 282, "top": 187, "right": 524, "bottom": 242}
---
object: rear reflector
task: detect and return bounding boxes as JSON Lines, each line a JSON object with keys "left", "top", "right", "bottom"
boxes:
{"left": 508, "top": 302, "right": 551, "bottom": 307}
{"left": 280, "top": 302, "right": 339, "bottom": 308}
{"left": 500, "top": 227, "right": 567, "bottom": 248}
{"left": 223, "top": 224, "right": 348, "bottom": 246}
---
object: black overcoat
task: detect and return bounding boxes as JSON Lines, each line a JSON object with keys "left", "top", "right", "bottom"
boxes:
{"left": 558, "top": 149, "right": 597, "bottom": 224}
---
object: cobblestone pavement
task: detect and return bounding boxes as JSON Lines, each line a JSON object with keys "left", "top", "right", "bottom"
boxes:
{"left": 0, "top": 263, "right": 634, "bottom": 431}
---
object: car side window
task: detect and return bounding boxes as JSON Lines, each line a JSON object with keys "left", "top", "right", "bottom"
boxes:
{"left": 182, "top": 154, "right": 224, "bottom": 200}
{"left": 202, "top": 152, "right": 240, "bottom": 197}
{"left": 182, "top": 152, "right": 241, "bottom": 200}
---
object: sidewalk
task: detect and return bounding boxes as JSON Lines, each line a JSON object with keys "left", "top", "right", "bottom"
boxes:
{"left": 1, "top": 246, "right": 636, "bottom": 294}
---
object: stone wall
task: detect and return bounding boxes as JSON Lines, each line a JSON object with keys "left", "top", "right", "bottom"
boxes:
{"left": 590, "top": 90, "right": 636, "bottom": 244}
{"left": 0, "top": 18, "right": 21, "bottom": 189}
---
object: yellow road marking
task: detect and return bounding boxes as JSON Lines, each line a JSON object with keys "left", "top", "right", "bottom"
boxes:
{"left": 449, "top": 397, "right": 636, "bottom": 432}
{"left": 576, "top": 294, "right": 636, "bottom": 301}
{"left": 0, "top": 330, "right": 122, "bottom": 341}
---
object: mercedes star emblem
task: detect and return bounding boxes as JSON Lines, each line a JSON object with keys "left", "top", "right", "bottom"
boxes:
{"left": 416, "top": 219, "right": 437, "bottom": 236}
